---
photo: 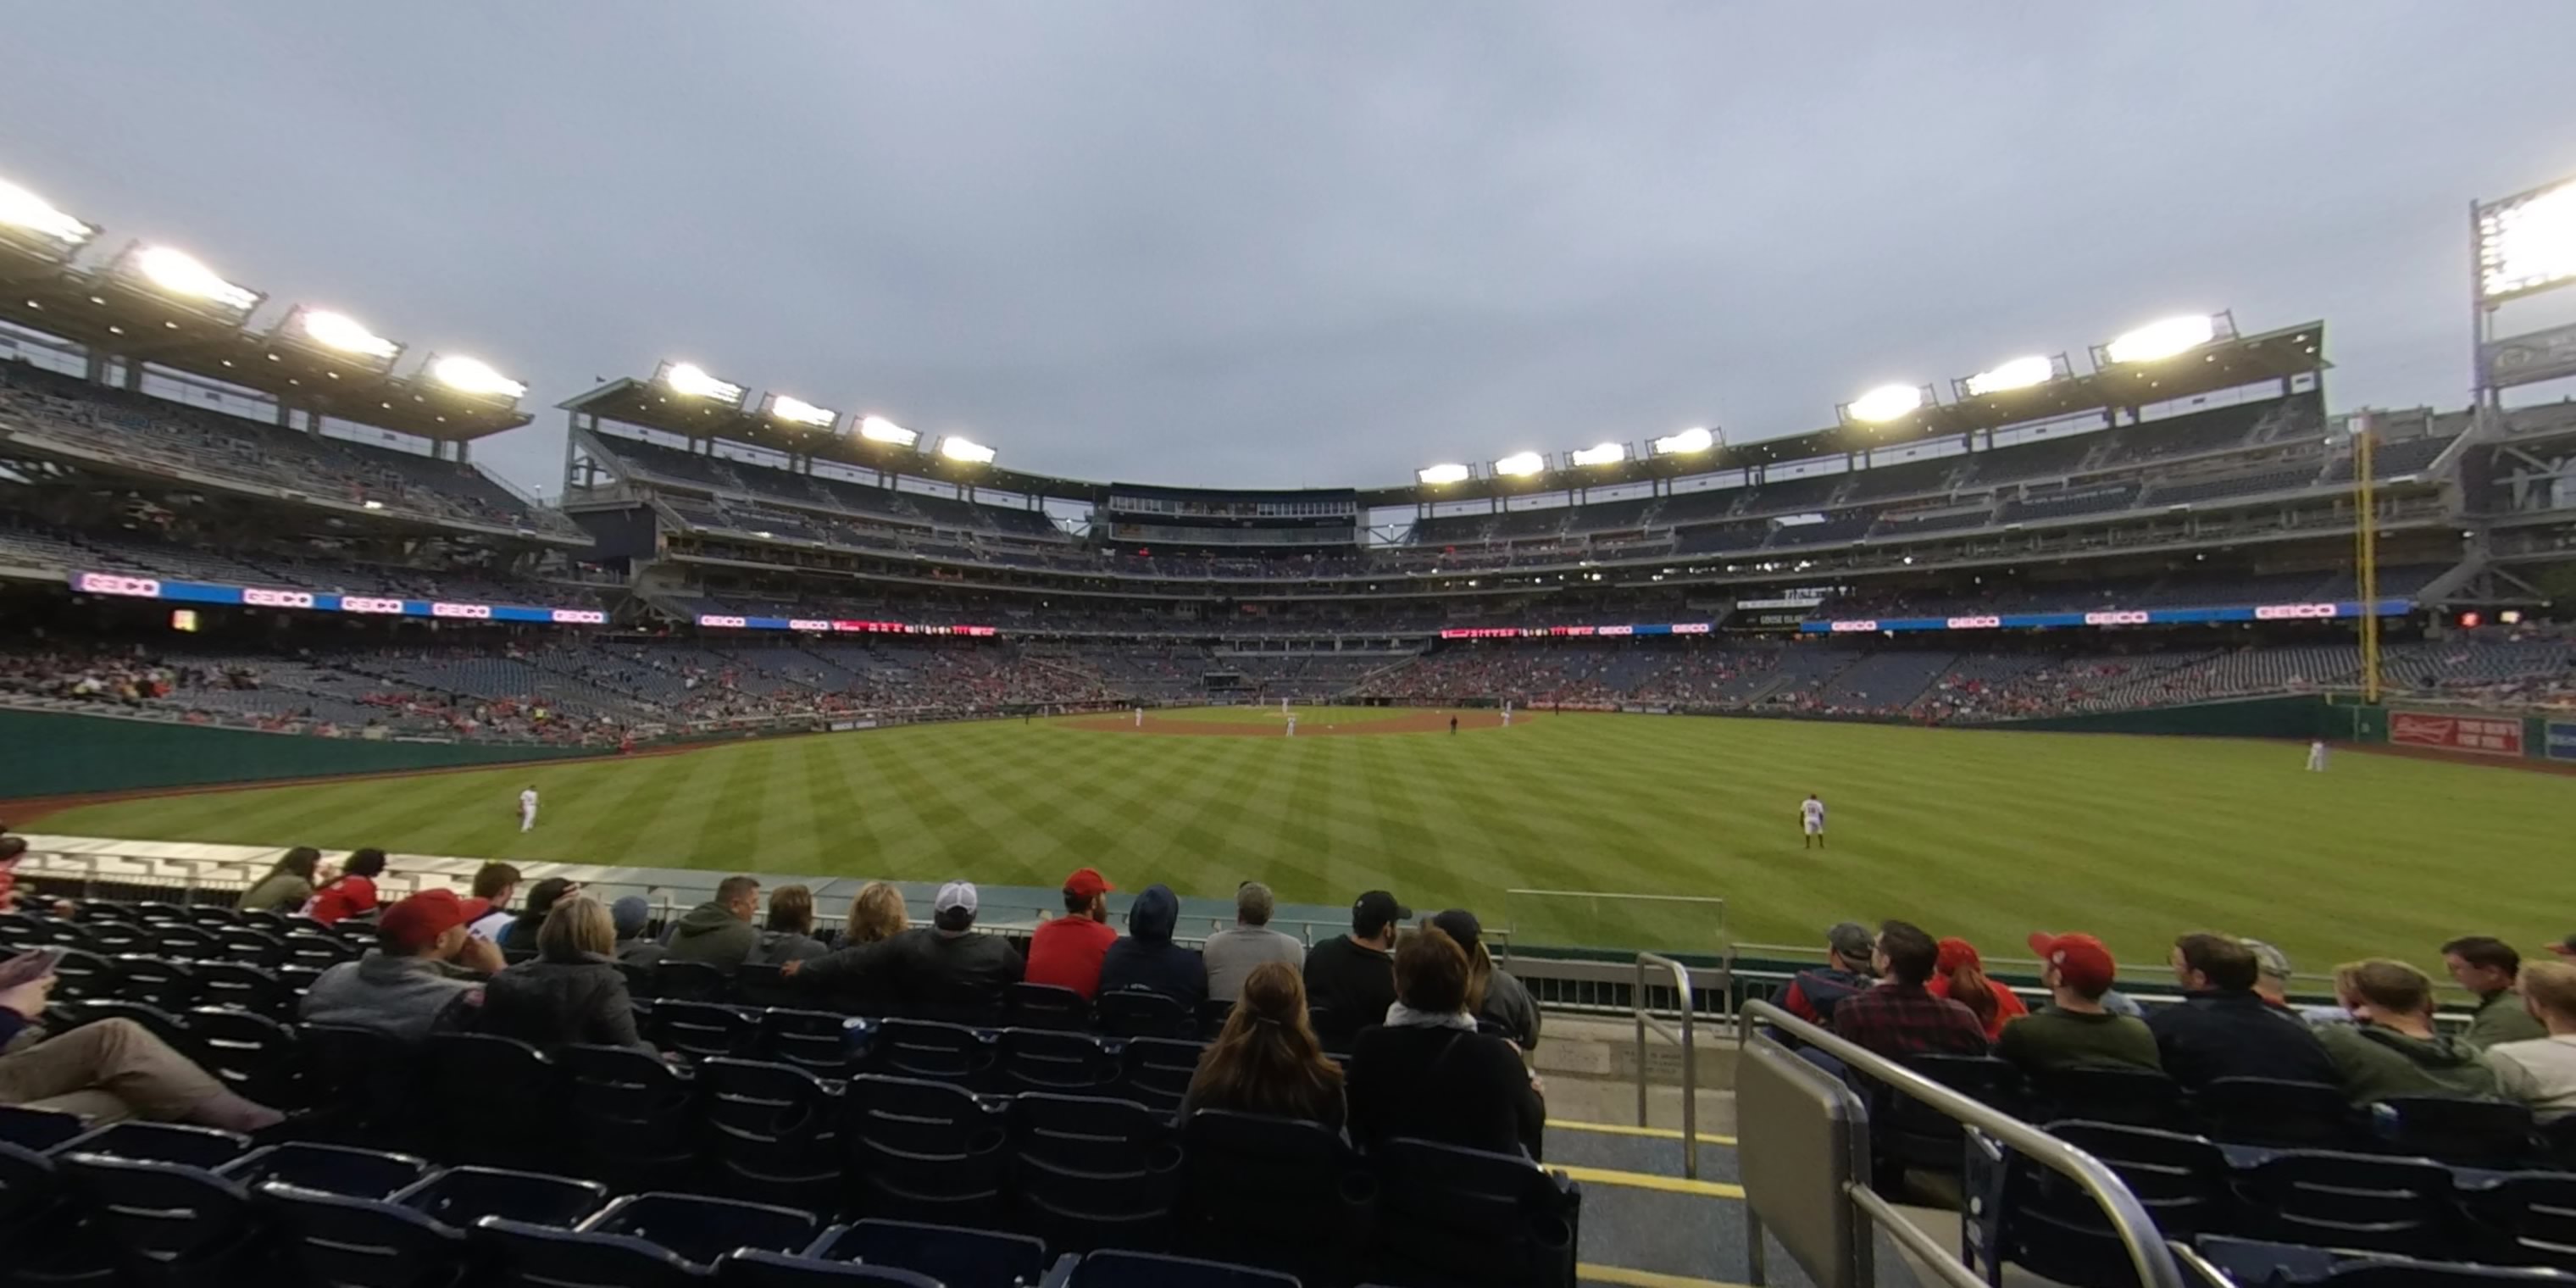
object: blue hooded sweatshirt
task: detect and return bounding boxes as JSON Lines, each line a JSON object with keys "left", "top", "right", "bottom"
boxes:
{"left": 1099, "top": 884, "right": 1206, "bottom": 1007}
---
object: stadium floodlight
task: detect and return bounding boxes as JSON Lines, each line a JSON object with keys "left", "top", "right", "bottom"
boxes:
{"left": 658, "top": 360, "right": 747, "bottom": 407}
{"left": 2478, "top": 178, "right": 2576, "bottom": 302}
{"left": 1492, "top": 451, "right": 1546, "bottom": 477}
{"left": 430, "top": 355, "right": 528, "bottom": 400}
{"left": 858, "top": 414, "right": 919, "bottom": 447}
{"left": 0, "top": 178, "right": 95, "bottom": 251}
{"left": 1963, "top": 354, "right": 2055, "bottom": 397}
{"left": 1845, "top": 383, "right": 1924, "bottom": 424}
{"left": 1651, "top": 426, "right": 1717, "bottom": 456}
{"left": 939, "top": 435, "right": 997, "bottom": 464}
{"left": 1569, "top": 441, "right": 1626, "bottom": 467}
{"left": 296, "top": 308, "right": 401, "bottom": 362}
{"left": 1416, "top": 463, "right": 1471, "bottom": 485}
{"left": 768, "top": 393, "right": 837, "bottom": 429}
{"left": 135, "top": 245, "right": 260, "bottom": 314}
{"left": 2103, "top": 314, "right": 2218, "bottom": 364}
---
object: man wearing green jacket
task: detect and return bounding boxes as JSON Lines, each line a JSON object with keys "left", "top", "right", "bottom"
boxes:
{"left": 2316, "top": 958, "right": 2501, "bottom": 1105}
{"left": 662, "top": 875, "right": 763, "bottom": 974}
{"left": 2443, "top": 935, "right": 2548, "bottom": 1049}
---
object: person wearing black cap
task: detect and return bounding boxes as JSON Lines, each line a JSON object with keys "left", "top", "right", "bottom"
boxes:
{"left": 1431, "top": 908, "right": 1540, "bottom": 1052}
{"left": 1302, "top": 889, "right": 1408, "bottom": 1049}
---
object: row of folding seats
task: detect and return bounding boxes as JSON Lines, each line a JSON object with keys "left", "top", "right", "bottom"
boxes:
{"left": 1964, "top": 1119, "right": 2576, "bottom": 1286}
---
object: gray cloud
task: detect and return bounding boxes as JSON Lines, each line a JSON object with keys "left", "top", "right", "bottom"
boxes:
{"left": 5, "top": 2, "right": 2573, "bottom": 494}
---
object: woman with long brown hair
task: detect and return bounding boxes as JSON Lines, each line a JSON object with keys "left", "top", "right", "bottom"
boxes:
{"left": 1183, "top": 960, "right": 1345, "bottom": 1130}
{"left": 1928, "top": 936, "right": 2026, "bottom": 1041}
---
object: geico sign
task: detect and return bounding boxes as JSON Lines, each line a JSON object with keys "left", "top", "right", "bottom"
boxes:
{"left": 1828, "top": 619, "right": 1879, "bottom": 633}
{"left": 340, "top": 597, "right": 406, "bottom": 615}
{"left": 788, "top": 619, "right": 833, "bottom": 631}
{"left": 1671, "top": 622, "right": 1713, "bottom": 635}
{"left": 1596, "top": 625, "right": 1635, "bottom": 636}
{"left": 1946, "top": 616, "right": 2002, "bottom": 630}
{"left": 242, "top": 587, "right": 317, "bottom": 609}
{"left": 550, "top": 609, "right": 608, "bottom": 625}
{"left": 75, "top": 573, "right": 163, "bottom": 598}
{"left": 431, "top": 602, "right": 492, "bottom": 619}
{"left": 2085, "top": 610, "right": 2151, "bottom": 626}
{"left": 2255, "top": 602, "right": 2340, "bottom": 620}
{"left": 698, "top": 614, "right": 748, "bottom": 629}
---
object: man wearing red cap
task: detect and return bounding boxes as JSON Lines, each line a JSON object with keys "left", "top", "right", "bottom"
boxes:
{"left": 1026, "top": 868, "right": 1119, "bottom": 1000}
{"left": 300, "top": 888, "right": 504, "bottom": 1042}
{"left": 1996, "top": 932, "right": 2160, "bottom": 1075}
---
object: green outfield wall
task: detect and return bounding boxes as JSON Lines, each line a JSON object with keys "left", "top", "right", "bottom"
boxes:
{"left": 0, "top": 709, "right": 602, "bottom": 797}
{"left": 1992, "top": 694, "right": 2333, "bottom": 738}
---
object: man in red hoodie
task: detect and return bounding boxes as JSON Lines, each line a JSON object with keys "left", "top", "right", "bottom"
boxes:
{"left": 1025, "top": 868, "right": 1118, "bottom": 1000}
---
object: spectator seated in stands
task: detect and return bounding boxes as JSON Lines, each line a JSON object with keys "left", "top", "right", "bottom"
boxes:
{"left": 1025, "top": 867, "right": 1118, "bottom": 1000}
{"left": 1927, "top": 936, "right": 2027, "bottom": 1042}
{"left": 1204, "top": 880, "right": 1305, "bottom": 1005}
{"left": 2445, "top": 935, "right": 2548, "bottom": 1048}
{"left": 2484, "top": 959, "right": 2576, "bottom": 1122}
{"left": 306, "top": 847, "right": 389, "bottom": 924}
{"left": 1831, "top": 920, "right": 1989, "bottom": 1059}
{"left": 1100, "top": 883, "right": 1205, "bottom": 1008}
{"left": 1304, "top": 890, "right": 1408, "bottom": 1050}
{"left": 1348, "top": 925, "right": 1545, "bottom": 1159}
{"left": 238, "top": 847, "right": 320, "bottom": 914}
{"left": 785, "top": 880, "right": 910, "bottom": 1006}
{"left": 497, "top": 877, "right": 580, "bottom": 955}
{"left": 749, "top": 885, "right": 830, "bottom": 966}
{"left": 1432, "top": 908, "right": 1540, "bottom": 1052}
{"left": 2243, "top": 938, "right": 2300, "bottom": 1011}
{"left": 464, "top": 863, "right": 522, "bottom": 941}
{"left": 610, "top": 895, "right": 664, "bottom": 967}
{"left": 0, "top": 837, "right": 19, "bottom": 914}
{"left": 1997, "top": 932, "right": 2159, "bottom": 1074}
{"left": 886, "top": 880, "right": 1024, "bottom": 1010}
{"left": 1775, "top": 921, "right": 1877, "bottom": 1025}
{"left": 663, "top": 875, "right": 761, "bottom": 974}
{"left": 2147, "top": 932, "right": 2338, "bottom": 1089}
{"left": 1182, "top": 960, "right": 1345, "bottom": 1130}
{"left": 477, "top": 896, "right": 651, "bottom": 1052}
{"left": 2315, "top": 958, "right": 2501, "bottom": 1104}
{"left": 0, "top": 956, "right": 284, "bottom": 1130}
{"left": 300, "top": 889, "right": 504, "bottom": 1041}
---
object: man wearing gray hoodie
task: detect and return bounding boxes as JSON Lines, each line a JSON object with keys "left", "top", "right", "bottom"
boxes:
{"left": 661, "top": 875, "right": 761, "bottom": 974}
{"left": 1100, "top": 884, "right": 1206, "bottom": 1007}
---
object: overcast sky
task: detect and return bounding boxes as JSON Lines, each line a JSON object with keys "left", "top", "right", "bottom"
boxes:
{"left": 7, "top": 3, "right": 2575, "bottom": 495}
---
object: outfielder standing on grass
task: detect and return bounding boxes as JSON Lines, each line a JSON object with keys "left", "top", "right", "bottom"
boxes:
{"left": 1801, "top": 793, "right": 1826, "bottom": 850}
{"left": 519, "top": 785, "right": 539, "bottom": 833}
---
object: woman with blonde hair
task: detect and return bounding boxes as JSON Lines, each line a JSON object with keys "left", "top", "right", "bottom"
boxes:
{"left": 844, "top": 881, "right": 911, "bottom": 946}
{"left": 479, "top": 895, "right": 650, "bottom": 1050}
{"left": 786, "top": 881, "right": 911, "bottom": 1008}
{"left": 1182, "top": 961, "right": 1345, "bottom": 1130}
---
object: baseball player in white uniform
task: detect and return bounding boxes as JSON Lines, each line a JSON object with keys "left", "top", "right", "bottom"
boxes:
{"left": 1285, "top": 714, "right": 1297, "bottom": 737}
{"left": 2306, "top": 739, "right": 2329, "bottom": 772}
{"left": 1800, "top": 794, "right": 1826, "bottom": 849}
{"left": 519, "top": 786, "right": 540, "bottom": 833}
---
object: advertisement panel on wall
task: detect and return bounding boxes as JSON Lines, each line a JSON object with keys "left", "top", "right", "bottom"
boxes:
{"left": 2545, "top": 721, "right": 2576, "bottom": 762}
{"left": 2390, "top": 711, "right": 2526, "bottom": 757}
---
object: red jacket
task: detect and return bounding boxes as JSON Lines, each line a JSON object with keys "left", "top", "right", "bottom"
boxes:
{"left": 1024, "top": 914, "right": 1119, "bottom": 999}
{"left": 307, "top": 875, "right": 379, "bottom": 925}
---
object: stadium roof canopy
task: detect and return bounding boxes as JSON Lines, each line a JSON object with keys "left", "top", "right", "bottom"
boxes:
{"left": 566, "top": 318, "right": 2327, "bottom": 509}
{"left": 0, "top": 239, "right": 530, "bottom": 444}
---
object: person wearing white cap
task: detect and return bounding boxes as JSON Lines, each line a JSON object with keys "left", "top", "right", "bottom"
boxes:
{"left": 884, "top": 880, "right": 1024, "bottom": 1013}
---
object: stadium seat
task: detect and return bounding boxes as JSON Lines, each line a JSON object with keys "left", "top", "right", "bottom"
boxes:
{"left": 654, "top": 999, "right": 763, "bottom": 1061}
{"left": 0, "top": 1137, "right": 117, "bottom": 1283}
{"left": 151, "top": 924, "right": 225, "bottom": 959}
{"left": 618, "top": 960, "right": 661, "bottom": 1000}
{"left": 1192, "top": 1000, "right": 1233, "bottom": 1042}
{"left": 58, "top": 997, "right": 193, "bottom": 1053}
{"left": 558, "top": 1042, "right": 701, "bottom": 1185}
{"left": 758, "top": 1008, "right": 863, "bottom": 1075}
{"left": 2196, "top": 1234, "right": 2565, "bottom": 1285}
{"left": 279, "top": 933, "right": 360, "bottom": 969}
{"left": 1868, "top": 1054, "right": 2024, "bottom": 1182}
{"left": 397, "top": 1164, "right": 610, "bottom": 1230}
{"left": 261, "top": 1183, "right": 477, "bottom": 1288}
{"left": 220, "top": 1141, "right": 428, "bottom": 1197}
{"left": 46, "top": 948, "right": 121, "bottom": 1002}
{"left": 474, "top": 1214, "right": 704, "bottom": 1288}
{"left": 1116, "top": 1038, "right": 1205, "bottom": 1114}
{"left": 0, "top": 1105, "right": 86, "bottom": 1152}
{"left": 56, "top": 1152, "right": 265, "bottom": 1287}
{"left": 180, "top": 906, "right": 241, "bottom": 931}
{"left": 808, "top": 1217, "right": 1052, "bottom": 1287}
{"left": 110, "top": 956, "right": 203, "bottom": 1013}
{"left": 1178, "top": 1109, "right": 1374, "bottom": 1282}
{"left": 186, "top": 1007, "right": 303, "bottom": 1107}
{"left": 2233, "top": 1149, "right": 2460, "bottom": 1258}
{"left": 1061, "top": 1248, "right": 1302, "bottom": 1288}
{"left": 843, "top": 1074, "right": 1010, "bottom": 1224}
{"left": 653, "top": 960, "right": 733, "bottom": 1003}
{"left": 735, "top": 963, "right": 802, "bottom": 1010}
{"left": 698, "top": 1058, "right": 846, "bottom": 1210}
{"left": 423, "top": 1034, "right": 564, "bottom": 1169}
{"left": 1098, "top": 990, "right": 1192, "bottom": 1040}
{"left": 1970, "top": 1121, "right": 2232, "bottom": 1288}
{"left": 194, "top": 960, "right": 292, "bottom": 1017}
{"left": 58, "top": 1120, "right": 251, "bottom": 1169}
{"left": 210, "top": 926, "right": 286, "bottom": 969}
{"left": 1368, "top": 1137, "right": 1579, "bottom": 1288}
{"left": 82, "top": 921, "right": 153, "bottom": 956}
{"left": 1010, "top": 1092, "right": 1183, "bottom": 1252}
{"left": 868, "top": 1019, "right": 998, "bottom": 1085}
{"left": 302, "top": 1024, "right": 418, "bottom": 1141}
{"left": 1005, "top": 983, "right": 1095, "bottom": 1032}
{"left": 2193, "top": 1078, "right": 2361, "bottom": 1151}
{"left": 2462, "top": 1172, "right": 2576, "bottom": 1270}
{"left": 2372, "top": 1096, "right": 2537, "bottom": 1167}
{"left": 994, "top": 1029, "right": 1119, "bottom": 1096}
{"left": 2031, "top": 1067, "right": 2188, "bottom": 1131}
{"left": 712, "top": 1250, "right": 944, "bottom": 1287}
{"left": 581, "top": 1191, "right": 818, "bottom": 1267}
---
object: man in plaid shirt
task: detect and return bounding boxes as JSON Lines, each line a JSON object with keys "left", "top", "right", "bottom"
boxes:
{"left": 1832, "top": 920, "right": 1990, "bottom": 1058}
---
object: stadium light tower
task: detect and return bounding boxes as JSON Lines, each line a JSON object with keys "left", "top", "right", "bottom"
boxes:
{"left": 0, "top": 176, "right": 97, "bottom": 258}
{"left": 938, "top": 435, "right": 997, "bottom": 464}
{"left": 280, "top": 307, "right": 402, "bottom": 374}
{"left": 114, "top": 244, "right": 263, "bottom": 324}
{"left": 1568, "top": 441, "right": 1626, "bottom": 467}
{"left": 1650, "top": 426, "right": 1718, "bottom": 456}
{"left": 763, "top": 393, "right": 838, "bottom": 430}
{"left": 1956, "top": 353, "right": 2070, "bottom": 400}
{"left": 2473, "top": 172, "right": 2576, "bottom": 411}
{"left": 2095, "top": 314, "right": 2230, "bottom": 367}
{"left": 858, "top": 415, "right": 919, "bottom": 448}
{"left": 428, "top": 354, "right": 528, "bottom": 401}
{"left": 1839, "top": 382, "right": 1930, "bottom": 426}
{"left": 1491, "top": 451, "right": 1545, "bottom": 478}
{"left": 1416, "top": 463, "right": 1471, "bottom": 485}
{"left": 655, "top": 360, "right": 747, "bottom": 408}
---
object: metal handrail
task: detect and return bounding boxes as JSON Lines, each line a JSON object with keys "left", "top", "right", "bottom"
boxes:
{"left": 1740, "top": 998, "right": 2185, "bottom": 1288}
{"left": 1632, "top": 951, "right": 1698, "bottom": 1179}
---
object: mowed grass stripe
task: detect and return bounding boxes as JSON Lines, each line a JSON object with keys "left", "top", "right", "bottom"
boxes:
{"left": 41, "top": 713, "right": 2576, "bottom": 972}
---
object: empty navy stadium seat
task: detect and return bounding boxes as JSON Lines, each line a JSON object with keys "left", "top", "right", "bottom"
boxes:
{"left": 262, "top": 1183, "right": 476, "bottom": 1288}
{"left": 844, "top": 1074, "right": 1010, "bottom": 1224}
{"left": 559, "top": 1041, "right": 700, "bottom": 1184}
{"left": 655, "top": 1000, "right": 763, "bottom": 1061}
{"left": 2373, "top": 1096, "right": 2536, "bottom": 1168}
{"left": 2235, "top": 1149, "right": 2460, "bottom": 1259}
{"left": 1870, "top": 1054, "right": 2024, "bottom": 1182}
{"left": 220, "top": 1141, "right": 427, "bottom": 1197}
{"left": 995, "top": 1029, "right": 1119, "bottom": 1096}
{"left": 475, "top": 1214, "right": 704, "bottom": 1288}
{"left": 58, "top": 1120, "right": 251, "bottom": 1168}
{"left": 1971, "top": 1121, "right": 2232, "bottom": 1288}
{"left": 0, "top": 1105, "right": 85, "bottom": 1152}
{"left": 1005, "top": 984, "right": 1094, "bottom": 1032}
{"left": 1116, "top": 1038, "right": 1204, "bottom": 1114}
{"left": 735, "top": 963, "right": 802, "bottom": 1010}
{"left": 869, "top": 1019, "right": 998, "bottom": 1084}
{"left": 302, "top": 1023, "right": 418, "bottom": 1141}
{"left": 1369, "top": 1137, "right": 1579, "bottom": 1288}
{"left": 57, "top": 1152, "right": 265, "bottom": 1286}
{"left": 584, "top": 1191, "right": 819, "bottom": 1268}
{"left": 44, "top": 947, "right": 119, "bottom": 1001}
{"left": 194, "top": 959, "right": 292, "bottom": 1016}
{"left": 1192, "top": 1001, "right": 1232, "bottom": 1042}
{"left": 760, "top": 1008, "right": 863, "bottom": 1075}
{"left": 398, "top": 1164, "right": 610, "bottom": 1230}
{"left": 653, "top": 960, "right": 733, "bottom": 1003}
{"left": 1058, "top": 1248, "right": 1302, "bottom": 1288}
{"left": 1097, "top": 991, "right": 1192, "bottom": 1040}
{"left": 713, "top": 1250, "right": 944, "bottom": 1286}
{"left": 424, "top": 1034, "right": 564, "bottom": 1169}
{"left": 2032, "top": 1067, "right": 2188, "bottom": 1131}
{"left": 810, "top": 1217, "right": 1052, "bottom": 1287}
{"left": 1179, "top": 1110, "right": 1374, "bottom": 1282}
{"left": 2462, "top": 1172, "right": 2576, "bottom": 1270}
{"left": 700, "top": 1058, "right": 846, "bottom": 1210}
{"left": 2194, "top": 1078, "right": 2359, "bottom": 1151}
{"left": 1011, "top": 1093, "right": 1182, "bottom": 1252}
{"left": 186, "top": 1006, "right": 302, "bottom": 1107}
{"left": 0, "top": 1136, "right": 116, "bottom": 1282}
{"left": 2196, "top": 1233, "right": 2565, "bottom": 1285}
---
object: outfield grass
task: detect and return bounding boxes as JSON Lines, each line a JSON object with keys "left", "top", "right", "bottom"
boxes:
{"left": 36, "top": 712, "right": 2573, "bottom": 973}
